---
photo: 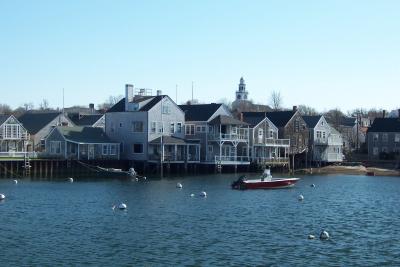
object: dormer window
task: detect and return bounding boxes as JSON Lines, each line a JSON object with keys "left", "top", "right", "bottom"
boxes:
{"left": 132, "top": 103, "right": 139, "bottom": 111}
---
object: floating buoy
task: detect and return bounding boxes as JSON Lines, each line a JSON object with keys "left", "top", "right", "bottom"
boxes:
{"left": 112, "top": 205, "right": 116, "bottom": 210}
{"left": 310, "top": 184, "right": 315, "bottom": 188}
{"left": 176, "top": 183, "right": 183, "bottom": 189}
{"left": 118, "top": 203, "right": 127, "bottom": 210}
{"left": 320, "top": 230, "right": 330, "bottom": 240}
{"left": 200, "top": 191, "right": 207, "bottom": 197}
{"left": 190, "top": 193, "right": 195, "bottom": 197}
{"left": 308, "top": 235, "right": 316, "bottom": 240}
{"left": 135, "top": 177, "right": 139, "bottom": 181}
{"left": 0, "top": 194, "right": 5, "bottom": 200}
{"left": 298, "top": 194, "right": 304, "bottom": 201}
{"left": 67, "top": 177, "right": 74, "bottom": 183}
{"left": 13, "top": 180, "right": 18, "bottom": 184}
{"left": 143, "top": 176, "right": 147, "bottom": 180}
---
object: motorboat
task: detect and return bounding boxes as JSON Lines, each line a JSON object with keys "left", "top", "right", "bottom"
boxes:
{"left": 231, "top": 169, "right": 300, "bottom": 190}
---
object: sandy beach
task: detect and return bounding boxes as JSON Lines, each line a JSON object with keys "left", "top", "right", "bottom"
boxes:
{"left": 299, "top": 165, "right": 400, "bottom": 177}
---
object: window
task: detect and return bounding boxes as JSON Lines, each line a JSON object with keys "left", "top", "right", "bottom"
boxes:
{"left": 119, "top": 122, "right": 123, "bottom": 128}
{"left": 208, "top": 145, "right": 213, "bottom": 153}
{"left": 195, "top": 125, "right": 206, "bottom": 133}
{"left": 208, "top": 126, "right": 213, "bottom": 133}
{"left": 196, "top": 126, "right": 202, "bottom": 132}
{"left": 258, "top": 128, "right": 263, "bottom": 143}
{"left": 269, "top": 130, "right": 274, "bottom": 138}
{"left": 170, "top": 123, "right": 175, "bottom": 134}
{"left": 133, "top": 144, "right": 143, "bottom": 154}
{"left": 322, "top": 132, "right": 326, "bottom": 139}
{"left": 50, "top": 141, "right": 61, "bottom": 154}
{"left": 102, "top": 145, "right": 109, "bottom": 155}
{"left": 382, "top": 133, "right": 388, "bottom": 142}
{"left": 162, "top": 103, "right": 170, "bottom": 114}
{"left": 232, "top": 127, "right": 237, "bottom": 134}
{"left": 316, "top": 131, "right": 321, "bottom": 139}
{"left": 132, "top": 121, "right": 144, "bottom": 132}
{"left": 185, "top": 124, "right": 195, "bottom": 135}
{"left": 109, "top": 144, "right": 117, "bottom": 155}
{"left": 373, "top": 133, "right": 379, "bottom": 142}
{"left": 373, "top": 147, "right": 379, "bottom": 155}
{"left": 395, "top": 134, "right": 400, "bottom": 143}
{"left": 177, "top": 123, "right": 182, "bottom": 133}
{"left": 4, "top": 124, "right": 20, "bottom": 139}
{"left": 294, "top": 120, "right": 300, "bottom": 132}
{"left": 151, "top": 122, "right": 157, "bottom": 133}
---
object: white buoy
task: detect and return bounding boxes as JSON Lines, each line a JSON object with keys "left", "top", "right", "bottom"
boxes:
{"left": 68, "top": 177, "right": 74, "bottom": 183}
{"left": 112, "top": 205, "right": 116, "bottom": 210}
{"left": 13, "top": 180, "right": 18, "bottom": 184}
{"left": 176, "top": 182, "right": 183, "bottom": 189}
{"left": 311, "top": 184, "right": 315, "bottom": 188}
{"left": 135, "top": 177, "right": 139, "bottom": 181}
{"left": 298, "top": 194, "right": 304, "bottom": 201}
{"left": 320, "top": 230, "right": 330, "bottom": 240}
{"left": 190, "top": 193, "right": 195, "bottom": 197}
{"left": 308, "top": 234, "right": 315, "bottom": 240}
{"left": 118, "top": 203, "right": 127, "bottom": 210}
{"left": 200, "top": 191, "right": 207, "bottom": 197}
{"left": 0, "top": 194, "right": 5, "bottom": 200}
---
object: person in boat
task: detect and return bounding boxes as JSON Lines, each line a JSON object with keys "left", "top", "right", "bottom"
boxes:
{"left": 261, "top": 169, "right": 272, "bottom": 181}
{"left": 128, "top": 168, "right": 137, "bottom": 177}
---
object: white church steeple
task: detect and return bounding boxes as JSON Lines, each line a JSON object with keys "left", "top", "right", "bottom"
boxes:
{"left": 236, "top": 77, "right": 248, "bottom": 101}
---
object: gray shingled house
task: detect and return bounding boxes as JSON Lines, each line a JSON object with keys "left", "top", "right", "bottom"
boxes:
{"left": 367, "top": 118, "right": 400, "bottom": 159}
{"left": 0, "top": 115, "right": 29, "bottom": 157}
{"left": 303, "top": 115, "right": 343, "bottom": 163}
{"left": 105, "top": 84, "right": 200, "bottom": 163}
{"left": 18, "top": 112, "right": 73, "bottom": 152}
{"left": 45, "top": 126, "right": 119, "bottom": 160}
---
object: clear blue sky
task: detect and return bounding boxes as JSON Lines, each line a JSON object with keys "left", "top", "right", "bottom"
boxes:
{"left": 1, "top": 0, "right": 399, "bottom": 112}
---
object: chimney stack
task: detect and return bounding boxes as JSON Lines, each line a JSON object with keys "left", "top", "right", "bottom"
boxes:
{"left": 157, "top": 90, "right": 162, "bottom": 96}
{"left": 383, "top": 110, "right": 386, "bottom": 118}
{"left": 293, "top": 106, "right": 298, "bottom": 112}
{"left": 89, "top": 103, "right": 95, "bottom": 114}
{"left": 125, "top": 84, "right": 134, "bottom": 111}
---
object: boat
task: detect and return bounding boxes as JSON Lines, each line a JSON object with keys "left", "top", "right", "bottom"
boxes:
{"left": 77, "top": 161, "right": 146, "bottom": 179}
{"left": 231, "top": 169, "right": 300, "bottom": 190}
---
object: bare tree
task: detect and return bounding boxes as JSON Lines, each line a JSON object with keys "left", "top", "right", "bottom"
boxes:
{"left": 39, "top": 99, "right": 50, "bottom": 110}
{"left": 269, "top": 90, "right": 283, "bottom": 111}
{"left": 324, "top": 108, "right": 345, "bottom": 128}
{"left": 0, "top": 103, "right": 12, "bottom": 115}
{"left": 298, "top": 105, "right": 318, "bottom": 116}
{"left": 23, "top": 102, "right": 34, "bottom": 111}
{"left": 97, "top": 95, "right": 123, "bottom": 111}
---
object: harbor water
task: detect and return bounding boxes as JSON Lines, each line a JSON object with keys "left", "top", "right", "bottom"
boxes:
{"left": 1, "top": 174, "right": 400, "bottom": 266}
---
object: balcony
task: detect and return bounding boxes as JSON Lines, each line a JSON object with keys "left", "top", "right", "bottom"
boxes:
{"left": 264, "top": 138, "right": 290, "bottom": 147}
{"left": 0, "top": 132, "right": 30, "bottom": 140}
{"left": 0, "top": 151, "right": 37, "bottom": 159}
{"left": 208, "top": 132, "right": 248, "bottom": 142}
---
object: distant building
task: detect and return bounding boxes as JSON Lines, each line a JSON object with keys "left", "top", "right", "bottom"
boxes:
{"left": 231, "top": 77, "right": 271, "bottom": 114}
{"left": 367, "top": 118, "right": 400, "bottom": 159}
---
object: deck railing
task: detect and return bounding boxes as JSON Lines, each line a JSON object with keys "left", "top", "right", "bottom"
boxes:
{"left": 264, "top": 138, "right": 290, "bottom": 147}
{"left": 208, "top": 133, "right": 248, "bottom": 142}
{"left": 214, "top": 155, "right": 250, "bottom": 163}
{"left": 253, "top": 157, "right": 290, "bottom": 164}
{"left": 0, "top": 151, "right": 38, "bottom": 158}
{"left": 0, "top": 132, "right": 30, "bottom": 140}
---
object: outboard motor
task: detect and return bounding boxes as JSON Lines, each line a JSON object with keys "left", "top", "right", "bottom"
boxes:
{"left": 231, "top": 175, "right": 246, "bottom": 190}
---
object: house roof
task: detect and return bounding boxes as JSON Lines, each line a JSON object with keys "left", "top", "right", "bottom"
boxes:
{"left": 367, "top": 118, "right": 400, "bottom": 133}
{"left": 178, "top": 103, "right": 223, "bottom": 121}
{"left": 265, "top": 111, "right": 296, "bottom": 127}
{"left": 107, "top": 95, "right": 166, "bottom": 113}
{"left": 18, "top": 112, "right": 61, "bottom": 134}
{"left": 57, "top": 126, "right": 115, "bottom": 143}
{"left": 340, "top": 117, "right": 357, "bottom": 127}
{"left": 0, "top": 115, "right": 11, "bottom": 126}
{"left": 68, "top": 114, "right": 103, "bottom": 126}
{"left": 149, "top": 136, "right": 200, "bottom": 145}
{"left": 242, "top": 112, "right": 268, "bottom": 127}
{"left": 302, "top": 115, "right": 322, "bottom": 129}
{"left": 209, "top": 115, "right": 248, "bottom": 126}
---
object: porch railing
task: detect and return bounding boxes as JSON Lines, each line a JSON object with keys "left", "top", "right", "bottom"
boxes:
{"left": 0, "top": 132, "right": 30, "bottom": 140}
{"left": 264, "top": 138, "right": 290, "bottom": 147}
{"left": 208, "top": 133, "right": 248, "bottom": 142}
{"left": 0, "top": 151, "right": 38, "bottom": 158}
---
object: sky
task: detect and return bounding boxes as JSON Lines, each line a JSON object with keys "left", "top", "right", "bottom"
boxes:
{"left": 1, "top": 0, "right": 399, "bottom": 112}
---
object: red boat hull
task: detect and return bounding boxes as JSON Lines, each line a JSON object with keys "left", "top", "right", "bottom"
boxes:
{"left": 232, "top": 178, "right": 300, "bottom": 190}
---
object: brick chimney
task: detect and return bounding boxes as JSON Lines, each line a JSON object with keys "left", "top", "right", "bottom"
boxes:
{"left": 383, "top": 110, "right": 386, "bottom": 118}
{"left": 89, "top": 103, "right": 95, "bottom": 114}
{"left": 293, "top": 106, "right": 298, "bottom": 112}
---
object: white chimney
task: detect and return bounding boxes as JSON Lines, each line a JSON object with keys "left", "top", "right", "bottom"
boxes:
{"left": 125, "top": 84, "right": 134, "bottom": 111}
{"left": 157, "top": 90, "right": 162, "bottom": 96}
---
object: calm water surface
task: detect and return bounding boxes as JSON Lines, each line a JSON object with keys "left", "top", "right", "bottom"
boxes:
{"left": 1, "top": 173, "right": 400, "bottom": 266}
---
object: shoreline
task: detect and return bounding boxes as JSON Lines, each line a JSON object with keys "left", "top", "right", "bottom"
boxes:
{"left": 297, "top": 165, "right": 400, "bottom": 177}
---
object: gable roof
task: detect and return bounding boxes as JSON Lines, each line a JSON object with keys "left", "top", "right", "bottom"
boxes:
{"left": 209, "top": 115, "right": 248, "bottom": 126}
{"left": 340, "top": 117, "right": 357, "bottom": 127}
{"left": 68, "top": 114, "right": 104, "bottom": 126}
{"left": 368, "top": 118, "right": 400, "bottom": 133}
{"left": 18, "top": 112, "right": 61, "bottom": 134}
{"left": 302, "top": 115, "right": 322, "bottom": 129}
{"left": 56, "top": 126, "right": 115, "bottom": 143}
{"left": 265, "top": 111, "right": 296, "bottom": 128}
{"left": 106, "top": 95, "right": 166, "bottom": 113}
{"left": 242, "top": 112, "right": 268, "bottom": 127}
{"left": 0, "top": 115, "right": 11, "bottom": 126}
{"left": 178, "top": 103, "right": 223, "bottom": 121}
